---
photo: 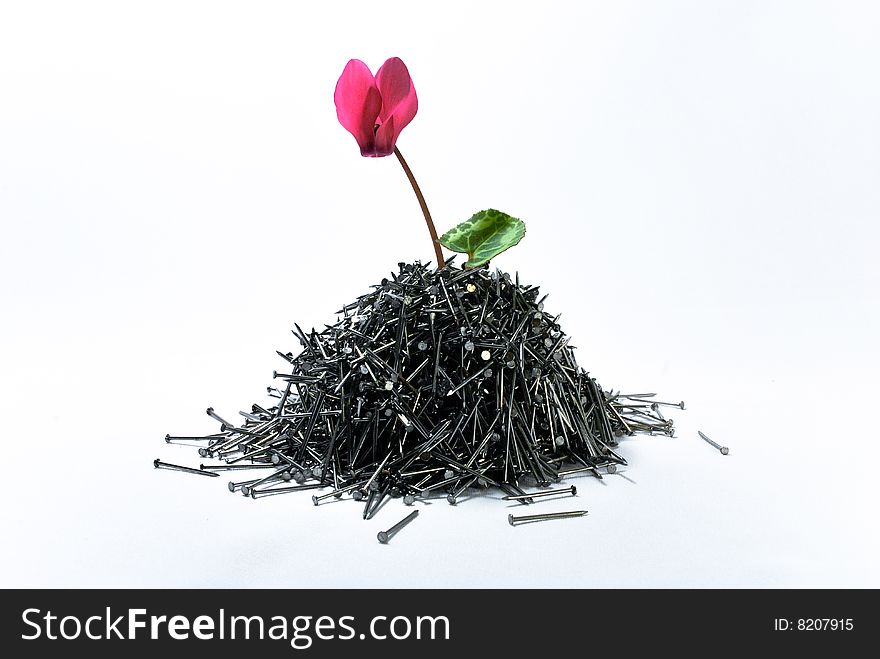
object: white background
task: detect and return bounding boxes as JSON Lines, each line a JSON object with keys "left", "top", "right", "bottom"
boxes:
{"left": 1, "top": 1, "right": 878, "bottom": 588}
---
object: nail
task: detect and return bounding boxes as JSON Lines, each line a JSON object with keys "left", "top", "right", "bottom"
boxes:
{"left": 312, "top": 483, "right": 362, "bottom": 505}
{"left": 250, "top": 483, "right": 323, "bottom": 499}
{"left": 154, "top": 459, "right": 219, "bottom": 477}
{"left": 165, "top": 434, "right": 224, "bottom": 443}
{"left": 508, "top": 510, "right": 588, "bottom": 526}
{"left": 200, "top": 463, "right": 276, "bottom": 472}
{"left": 366, "top": 482, "right": 391, "bottom": 520}
{"left": 206, "top": 407, "right": 235, "bottom": 427}
{"left": 502, "top": 485, "right": 576, "bottom": 501}
{"left": 446, "top": 476, "right": 478, "bottom": 505}
{"left": 698, "top": 431, "right": 729, "bottom": 455}
{"left": 245, "top": 465, "right": 293, "bottom": 493}
{"left": 377, "top": 510, "right": 419, "bottom": 544}
{"left": 637, "top": 399, "right": 685, "bottom": 410}
{"left": 228, "top": 478, "right": 261, "bottom": 493}
{"left": 362, "top": 489, "right": 376, "bottom": 519}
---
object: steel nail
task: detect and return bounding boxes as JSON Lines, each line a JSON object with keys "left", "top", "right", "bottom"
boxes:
{"left": 502, "top": 485, "right": 576, "bottom": 501}
{"left": 154, "top": 459, "right": 219, "bottom": 477}
{"left": 377, "top": 510, "right": 419, "bottom": 544}
{"left": 698, "top": 430, "right": 729, "bottom": 455}
{"left": 507, "top": 510, "right": 588, "bottom": 526}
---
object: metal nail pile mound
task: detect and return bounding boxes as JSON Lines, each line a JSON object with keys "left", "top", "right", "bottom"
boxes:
{"left": 159, "top": 260, "right": 677, "bottom": 516}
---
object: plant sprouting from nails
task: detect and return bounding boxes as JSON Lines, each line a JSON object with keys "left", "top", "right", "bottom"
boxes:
{"left": 334, "top": 57, "right": 526, "bottom": 268}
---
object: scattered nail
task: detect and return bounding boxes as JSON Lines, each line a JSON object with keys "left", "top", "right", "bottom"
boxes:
{"left": 508, "top": 510, "right": 589, "bottom": 526}
{"left": 377, "top": 510, "right": 419, "bottom": 544}
{"left": 502, "top": 485, "right": 576, "bottom": 501}
{"left": 698, "top": 430, "right": 729, "bottom": 455}
{"left": 154, "top": 459, "right": 219, "bottom": 477}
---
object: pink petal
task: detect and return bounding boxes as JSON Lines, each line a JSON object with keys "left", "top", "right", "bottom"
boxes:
{"left": 375, "top": 58, "right": 415, "bottom": 122}
{"left": 334, "top": 59, "right": 382, "bottom": 154}
{"left": 373, "top": 115, "right": 397, "bottom": 157}
{"left": 374, "top": 57, "right": 418, "bottom": 152}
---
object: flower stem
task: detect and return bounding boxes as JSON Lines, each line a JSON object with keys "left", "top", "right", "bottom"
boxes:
{"left": 394, "top": 147, "right": 445, "bottom": 269}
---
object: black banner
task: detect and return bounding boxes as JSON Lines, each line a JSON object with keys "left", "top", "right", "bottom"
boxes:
{"left": 1, "top": 589, "right": 874, "bottom": 656}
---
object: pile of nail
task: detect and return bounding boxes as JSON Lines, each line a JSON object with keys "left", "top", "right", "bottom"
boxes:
{"left": 159, "top": 260, "right": 676, "bottom": 518}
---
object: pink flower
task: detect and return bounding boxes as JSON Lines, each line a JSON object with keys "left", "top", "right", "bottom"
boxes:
{"left": 334, "top": 57, "right": 418, "bottom": 157}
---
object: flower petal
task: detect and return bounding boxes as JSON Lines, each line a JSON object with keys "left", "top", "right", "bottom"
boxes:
{"left": 375, "top": 57, "right": 418, "bottom": 131}
{"left": 334, "top": 59, "right": 382, "bottom": 154}
{"left": 373, "top": 115, "right": 396, "bottom": 156}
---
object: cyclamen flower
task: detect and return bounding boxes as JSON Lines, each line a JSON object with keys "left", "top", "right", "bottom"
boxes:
{"left": 334, "top": 57, "right": 418, "bottom": 157}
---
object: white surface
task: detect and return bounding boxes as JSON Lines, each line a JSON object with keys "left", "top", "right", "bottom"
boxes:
{"left": 1, "top": 1, "right": 878, "bottom": 588}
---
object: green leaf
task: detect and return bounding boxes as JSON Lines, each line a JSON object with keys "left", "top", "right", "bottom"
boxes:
{"left": 438, "top": 209, "right": 526, "bottom": 268}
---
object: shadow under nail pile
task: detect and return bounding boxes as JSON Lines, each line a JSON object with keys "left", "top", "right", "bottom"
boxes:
{"left": 159, "top": 260, "right": 675, "bottom": 516}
